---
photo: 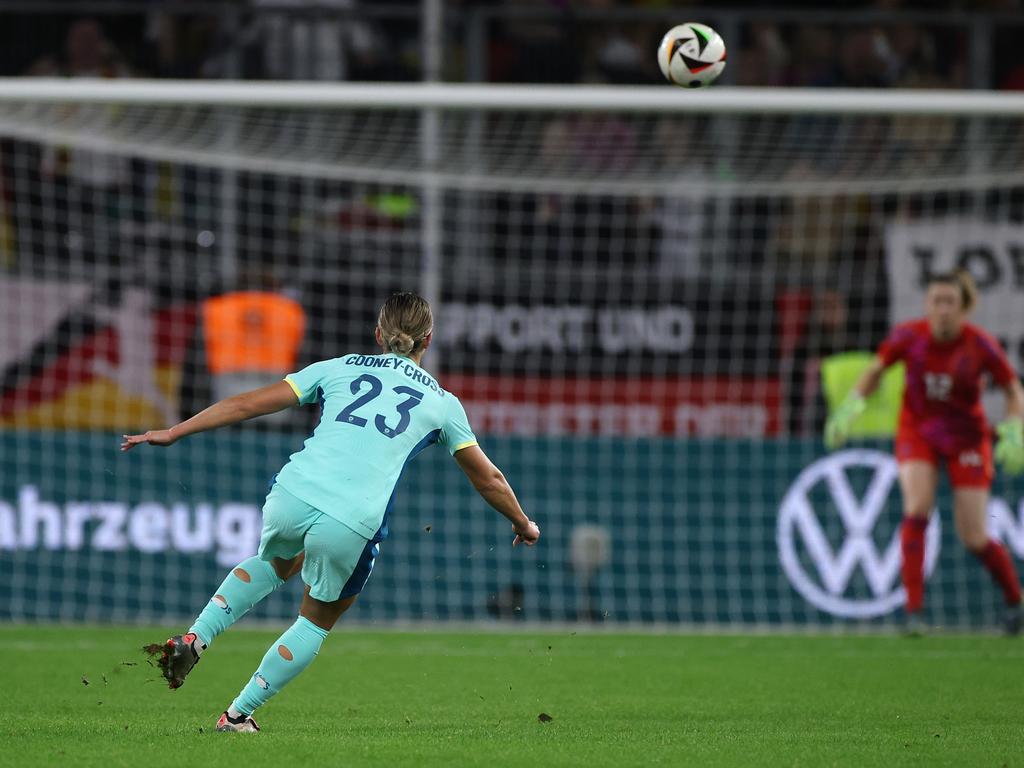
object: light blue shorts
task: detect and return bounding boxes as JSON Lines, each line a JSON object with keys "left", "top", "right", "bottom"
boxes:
{"left": 258, "top": 483, "right": 379, "bottom": 602}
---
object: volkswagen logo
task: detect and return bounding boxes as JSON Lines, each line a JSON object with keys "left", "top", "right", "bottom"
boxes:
{"left": 777, "top": 450, "right": 940, "bottom": 618}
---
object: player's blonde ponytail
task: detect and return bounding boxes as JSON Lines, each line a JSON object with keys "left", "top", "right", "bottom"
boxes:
{"left": 378, "top": 292, "right": 433, "bottom": 356}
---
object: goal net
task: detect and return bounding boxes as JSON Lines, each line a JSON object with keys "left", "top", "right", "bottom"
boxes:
{"left": 1, "top": 80, "right": 1023, "bottom": 628}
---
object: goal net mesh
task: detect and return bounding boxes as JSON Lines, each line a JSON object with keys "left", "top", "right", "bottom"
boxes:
{"left": 1, "top": 86, "right": 1023, "bottom": 627}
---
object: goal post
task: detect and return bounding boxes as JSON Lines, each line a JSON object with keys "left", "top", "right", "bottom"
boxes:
{"left": 1, "top": 79, "right": 1023, "bottom": 628}
{"left": 4, "top": 78, "right": 1024, "bottom": 112}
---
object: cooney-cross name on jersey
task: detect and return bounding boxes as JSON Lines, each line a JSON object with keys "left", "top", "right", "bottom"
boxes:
{"left": 343, "top": 354, "right": 442, "bottom": 394}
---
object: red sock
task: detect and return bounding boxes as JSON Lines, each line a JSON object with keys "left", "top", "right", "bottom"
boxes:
{"left": 976, "top": 540, "right": 1022, "bottom": 607}
{"left": 900, "top": 517, "right": 929, "bottom": 613}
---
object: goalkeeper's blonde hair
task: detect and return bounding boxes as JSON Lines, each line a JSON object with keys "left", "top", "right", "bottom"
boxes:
{"left": 929, "top": 269, "right": 978, "bottom": 313}
{"left": 378, "top": 292, "right": 433, "bottom": 356}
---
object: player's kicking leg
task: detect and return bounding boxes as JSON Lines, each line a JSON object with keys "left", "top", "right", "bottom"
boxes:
{"left": 149, "top": 554, "right": 302, "bottom": 688}
{"left": 148, "top": 484, "right": 314, "bottom": 688}
{"left": 217, "top": 514, "right": 376, "bottom": 733}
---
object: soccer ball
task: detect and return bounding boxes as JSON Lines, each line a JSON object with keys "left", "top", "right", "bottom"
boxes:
{"left": 657, "top": 23, "right": 726, "bottom": 88}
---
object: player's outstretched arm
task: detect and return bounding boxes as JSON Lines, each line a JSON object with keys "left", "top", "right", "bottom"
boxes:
{"left": 120, "top": 381, "right": 299, "bottom": 451}
{"left": 454, "top": 445, "right": 539, "bottom": 547}
{"left": 824, "top": 357, "right": 886, "bottom": 450}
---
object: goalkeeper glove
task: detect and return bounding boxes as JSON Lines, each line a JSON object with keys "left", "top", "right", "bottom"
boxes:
{"left": 995, "top": 418, "right": 1024, "bottom": 477}
{"left": 824, "top": 393, "right": 866, "bottom": 451}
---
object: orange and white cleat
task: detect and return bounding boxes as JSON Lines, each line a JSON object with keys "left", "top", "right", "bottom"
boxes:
{"left": 216, "top": 710, "right": 260, "bottom": 733}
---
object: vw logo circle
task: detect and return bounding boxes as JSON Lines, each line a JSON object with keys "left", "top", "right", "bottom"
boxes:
{"left": 777, "top": 449, "right": 940, "bottom": 618}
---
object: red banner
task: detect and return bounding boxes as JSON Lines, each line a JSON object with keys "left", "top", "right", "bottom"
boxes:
{"left": 442, "top": 375, "right": 781, "bottom": 437}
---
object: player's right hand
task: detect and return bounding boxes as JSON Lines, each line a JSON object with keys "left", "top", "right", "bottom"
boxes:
{"left": 824, "top": 393, "right": 866, "bottom": 451}
{"left": 120, "top": 429, "right": 177, "bottom": 452}
{"left": 512, "top": 519, "right": 540, "bottom": 548}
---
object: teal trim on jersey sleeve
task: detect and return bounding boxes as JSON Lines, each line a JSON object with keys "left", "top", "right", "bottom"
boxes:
{"left": 285, "top": 360, "right": 334, "bottom": 405}
{"left": 439, "top": 395, "right": 477, "bottom": 456}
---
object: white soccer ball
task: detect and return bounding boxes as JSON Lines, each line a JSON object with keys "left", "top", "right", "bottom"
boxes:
{"left": 657, "top": 23, "right": 726, "bottom": 88}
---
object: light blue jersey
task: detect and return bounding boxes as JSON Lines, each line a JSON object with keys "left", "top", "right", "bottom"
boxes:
{"left": 275, "top": 353, "right": 478, "bottom": 541}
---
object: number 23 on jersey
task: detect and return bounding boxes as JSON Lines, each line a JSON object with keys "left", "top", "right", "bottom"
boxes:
{"left": 336, "top": 373, "right": 424, "bottom": 439}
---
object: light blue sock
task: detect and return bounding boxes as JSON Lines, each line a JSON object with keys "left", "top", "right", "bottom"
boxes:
{"left": 231, "top": 616, "right": 329, "bottom": 716}
{"left": 188, "top": 556, "right": 285, "bottom": 649}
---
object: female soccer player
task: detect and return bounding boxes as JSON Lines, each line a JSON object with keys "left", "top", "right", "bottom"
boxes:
{"left": 122, "top": 292, "right": 540, "bottom": 732}
{"left": 826, "top": 270, "right": 1024, "bottom": 634}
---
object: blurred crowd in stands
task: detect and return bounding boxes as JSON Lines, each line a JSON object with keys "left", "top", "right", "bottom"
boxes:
{"left": 0, "top": 1, "right": 1023, "bottom": 89}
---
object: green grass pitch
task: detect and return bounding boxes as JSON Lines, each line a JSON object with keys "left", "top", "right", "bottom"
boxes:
{"left": 2, "top": 626, "right": 1022, "bottom": 767}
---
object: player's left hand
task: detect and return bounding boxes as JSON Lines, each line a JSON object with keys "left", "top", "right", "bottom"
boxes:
{"left": 995, "top": 418, "right": 1024, "bottom": 476}
{"left": 120, "top": 429, "right": 177, "bottom": 452}
{"left": 513, "top": 519, "right": 540, "bottom": 548}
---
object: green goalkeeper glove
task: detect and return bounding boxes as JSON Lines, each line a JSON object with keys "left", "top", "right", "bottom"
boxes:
{"left": 995, "top": 418, "right": 1024, "bottom": 477}
{"left": 824, "top": 393, "right": 866, "bottom": 451}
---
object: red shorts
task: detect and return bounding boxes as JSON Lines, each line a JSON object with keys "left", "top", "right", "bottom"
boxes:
{"left": 895, "top": 424, "right": 993, "bottom": 488}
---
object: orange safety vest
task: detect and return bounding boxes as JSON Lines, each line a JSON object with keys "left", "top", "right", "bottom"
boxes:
{"left": 203, "top": 291, "right": 305, "bottom": 375}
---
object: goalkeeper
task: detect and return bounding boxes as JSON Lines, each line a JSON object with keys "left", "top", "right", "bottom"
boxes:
{"left": 122, "top": 292, "right": 540, "bottom": 732}
{"left": 825, "top": 270, "right": 1024, "bottom": 635}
